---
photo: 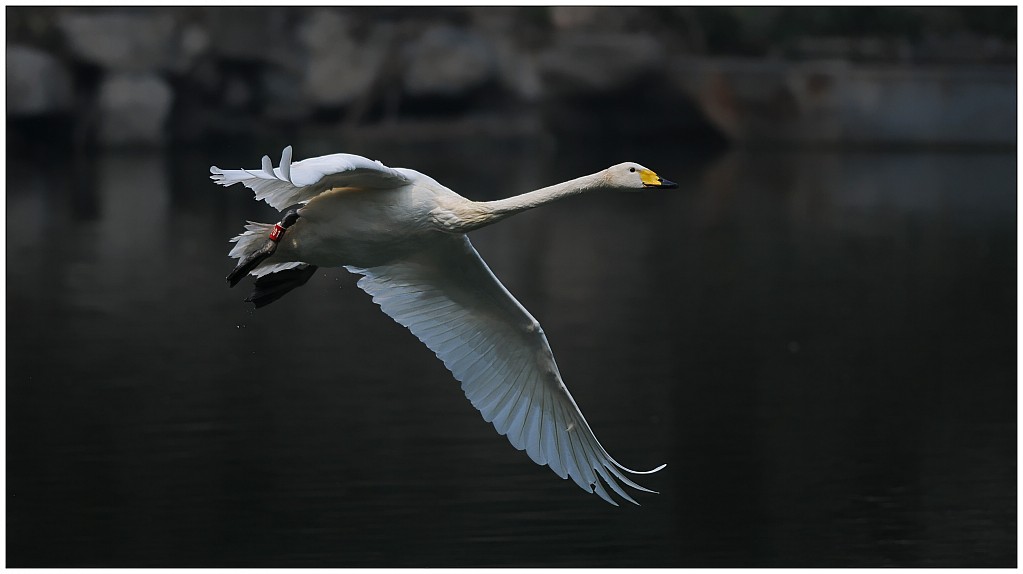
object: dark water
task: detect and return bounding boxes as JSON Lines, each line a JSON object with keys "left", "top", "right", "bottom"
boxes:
{"left": 7, "top": 140, "right": 1016, "bottom": 567}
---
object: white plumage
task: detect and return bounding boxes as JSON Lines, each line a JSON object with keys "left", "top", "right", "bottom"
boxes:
{"left": 211, "top": 146, "right": 410, "bottom": 211}
{"left": 212, "top": 146, "right": 676, "bottom": 505}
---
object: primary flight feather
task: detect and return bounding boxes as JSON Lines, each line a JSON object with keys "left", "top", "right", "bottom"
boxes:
{"left": 212, "top": 146, "right": 675, "bottom": 505}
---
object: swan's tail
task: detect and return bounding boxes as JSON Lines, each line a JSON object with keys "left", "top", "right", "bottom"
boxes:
{"left": 227, "top": 221, "right": 305, "bottom": 279}
{"left": 226, "top": 221, "right": 318, "bottom": 307}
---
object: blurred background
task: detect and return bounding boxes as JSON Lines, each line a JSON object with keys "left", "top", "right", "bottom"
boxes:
{"left": 6, "top": 6, "right": 1017, "bottom": 568}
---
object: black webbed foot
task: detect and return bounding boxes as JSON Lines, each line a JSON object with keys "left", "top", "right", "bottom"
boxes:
{"left": 227, "top": 238, "right": 278, "bottom": 287}
{"left": 245, "top": 265, "right": 319, "bottom": 308}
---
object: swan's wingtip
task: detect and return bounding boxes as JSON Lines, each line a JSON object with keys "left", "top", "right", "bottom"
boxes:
{"left": 619, "top": 462, "right": 667, "bottom": 475}
{"left": 280, "top": 146, "right": 293, "bottom": 181}
{"left": 210, "top": 166, "right": 228, "bottom": 184}
{"left": 635, "top": 463, "right": 667, "bottom": 475}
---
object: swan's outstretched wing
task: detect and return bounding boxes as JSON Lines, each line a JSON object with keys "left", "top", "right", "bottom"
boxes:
{"left": 346, "top": 235, "right": 665, "bottom": 505}
{"left": 210, "top": 146, "right": 410, "bottom": 211}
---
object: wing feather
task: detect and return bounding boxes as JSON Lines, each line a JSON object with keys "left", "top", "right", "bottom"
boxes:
{"left": 211, "top": 146, "right": 411, "bottom": 211}
{"left": 561, "top": 400, "right": 598, "bottom": 489}
{"left": 597, "top": 464, "right": 638, "bottom": 505}
{"left": 554, "top": 402, "right": 588, "bottom": 492}
{"left": 521, "top": 392, "right": 547, "bottom": 465}
{"left": 470, "top": 365, "right": 514, "bottom": 410}
{"left": 476, "top": 358, "right": 526, "bottom": 414}
{"left": 346, "top": 234, "right": 664, "bottom": 505}
{"left": 591, "top": 476, "right": 618, "bottom": 506}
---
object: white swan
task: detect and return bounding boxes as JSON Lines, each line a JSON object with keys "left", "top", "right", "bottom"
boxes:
{"left": 211, "top": 146, "right": 675, "bottom": 505}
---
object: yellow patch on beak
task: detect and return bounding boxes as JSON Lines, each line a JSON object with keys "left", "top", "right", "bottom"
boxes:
{"left": 640, "top": 169, "right": 679, "bottom": 189}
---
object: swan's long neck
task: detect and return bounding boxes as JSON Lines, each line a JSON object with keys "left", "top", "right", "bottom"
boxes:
{"left": 456, "top": 171, "right": 609, "bottom": 232}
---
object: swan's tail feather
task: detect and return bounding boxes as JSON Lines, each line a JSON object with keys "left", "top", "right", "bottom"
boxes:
{"left": 228, "top": 221, "right": 275, "bottom": 260}
{"left": 227, "top": 221, "right": 305, "bottom": 282}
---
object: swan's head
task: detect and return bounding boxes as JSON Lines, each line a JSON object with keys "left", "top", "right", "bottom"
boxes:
{"left": 605, "top": 162, "right": 678, "bottom": 191}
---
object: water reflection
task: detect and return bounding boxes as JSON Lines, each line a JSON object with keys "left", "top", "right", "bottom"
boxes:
{"left": 6, "top": 143, "right": 1015, "bottom": 567}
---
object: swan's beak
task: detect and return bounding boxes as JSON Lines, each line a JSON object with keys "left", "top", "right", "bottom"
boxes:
{"left": 650, "top": 178, "right": 678, "bottom": 189}
{"left": 640, "top": 169, "right": 679, "bottom": 189}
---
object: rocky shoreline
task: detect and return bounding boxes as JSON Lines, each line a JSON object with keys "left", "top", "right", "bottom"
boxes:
{"left": 8, "top": 7, "right": 1016, "bottom": 148}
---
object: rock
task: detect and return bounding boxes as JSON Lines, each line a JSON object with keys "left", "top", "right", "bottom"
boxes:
{"left": 222, "top": 76, "right": 252, "bottom": 109}
{"left": 548, "top": 7, "right": 650, "bottom": 33}
{"left": 548, "top": 6, "right": 604, "bottom": 30}
{"left": 8, "top": 45, "right": 73, "bottom": 116}
{"left": 97, "top": 73, "right": 174, "bottom": 146}
{"left": 673, "top": 57, "right": 1017, "bottom": 146}
{"left": 262, "top": 67, "right": 313, "bottom": 122}
{"left": 464, "top": 9, "right": 542, "bottom": 101}
{"left": 491, "top": 37, "right": 542, "bottom": 102}
{"left": 299, "top": 9, "right": 393, "bottom": 107}
{"left": 205, "top": 7, "right": 296, "bottom": 66}
{"left": 402, "top": 24, "right": 498, "bottom": 97}
{"left": 535, "top": 32, "right": 665, "bottom": 97}
{"left": 57, "top": 12, "right": 182, "bottom": 72}
{"left": 179, "top": 23, "right": 211, "bottom": 64}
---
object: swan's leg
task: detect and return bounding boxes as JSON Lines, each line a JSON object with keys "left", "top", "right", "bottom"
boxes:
{"left": 226, "top": 208, "right": 301, "bottom": 287}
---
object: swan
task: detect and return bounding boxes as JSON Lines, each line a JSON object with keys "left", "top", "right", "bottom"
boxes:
{"left": 211, "top": 146, "right": 675, "bottom": 505}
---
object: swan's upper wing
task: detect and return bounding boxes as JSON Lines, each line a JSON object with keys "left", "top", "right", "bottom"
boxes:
{"left": 346, "top": 235, "right": 665, "bottom": 505}
{"left": 210, "top": 146, "right": 411, "bottom": 211}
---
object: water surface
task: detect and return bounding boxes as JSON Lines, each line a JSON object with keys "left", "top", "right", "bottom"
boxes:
{"left": 6, "top": 141, "right": 1016, "bottom": 566}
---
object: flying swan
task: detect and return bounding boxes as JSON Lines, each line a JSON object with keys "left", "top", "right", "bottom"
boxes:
{"left": 211, "top": 146, "right": 675, "bottom": 505}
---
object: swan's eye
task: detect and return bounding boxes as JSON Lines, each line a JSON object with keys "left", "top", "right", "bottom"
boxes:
{"left": 629, "top": 167, "right": 636, "bottom": 173}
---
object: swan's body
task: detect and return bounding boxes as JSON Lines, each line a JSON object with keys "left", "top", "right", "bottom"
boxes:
{"left": 211, "top": 146, "right": 675, "bottom": 505}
